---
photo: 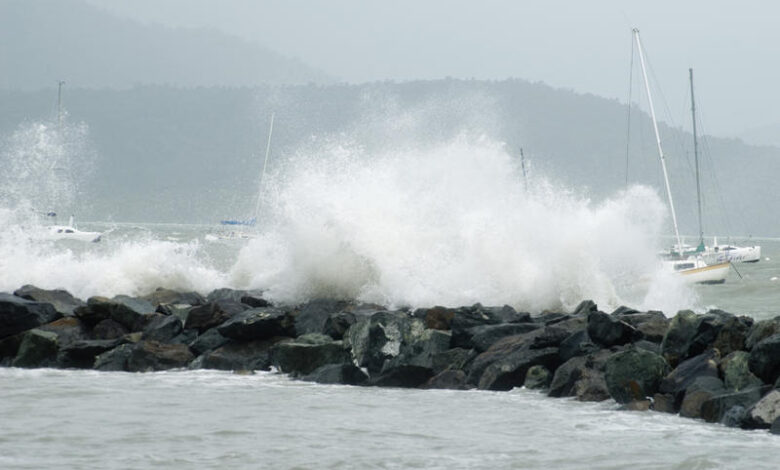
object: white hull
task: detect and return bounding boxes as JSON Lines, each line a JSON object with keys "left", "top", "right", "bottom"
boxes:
{"left": 46, "top": 225, "right": 102, "bottom": 242}
{"left": 666, "top": 258, "right": 730, "bottom": 284}
{"left": 702, "top": 244, "right": 761, "bottom": 264}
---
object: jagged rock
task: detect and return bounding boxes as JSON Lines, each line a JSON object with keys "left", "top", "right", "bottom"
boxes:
{"left": 169, "top": 328, "right": 197, "bottom": 346}
{"left": 0, "top": 293, "right": 60, "bottom": 339}
{"left": 616, "top": 311, "right": 669, "bottom": 343}
{"left": 658, "top": 349, "right": 721, "bottom": 408}
{"left": 431, "top": 347, "right": 476, "bottom": 374}
{"left": 605, "top": 347, "right": 670, "bottom": 404}
{"left": 323, "top": 311, "right": 357, "bottom": 340}
{"left": 301, "top": 363, "right": 368, "bottom": 386}
{"left": 38, "top": 316, "right": 89, "bottom": 348}
{"left": 745, "top": 316, "right": 780, "bottom": 350}
{"left": 549, "top": 349, "right": 612, "bottom": 401}
{"left": 217, "top": 307, "right": 294, "bottom": 341}
{"left": 13, "top": 285, "right": 85, "bottom": 316}
{"left": 419, "top": 306, "right": 456, "bottom": 330}
{"left": 747, "top": 390, "right": 780, "bottom": 428}
{"left": 206, "top": 288, "right": 264, "bottom": 304}
{"left": 446, "top": 304, "right": 530, "bottom": 347}
{"left": 558, "top": 330, "right": 599, "bottom": 363}
{"left": 0, "top": 333, "right": 23, "bottom": 365}
{"left": 679, "top": 376, "right": 725, "bottom": 419}
{"left": 660, "top": 310, "right": 699, "bottom": 367}
{"left": 477, "top": 346, "right": 560, "bottom": 391}
{"left": 532, "top": 312, "right": 572, "bottom": 325}
{"left": 524, "top": 365, "right": 552, "bottom": 389}
{"left": 466, "top": 328, "right": 545, "bottom": 385}
{"left": 370, "top": 364, "right": 434, "bottom": 388}
{"left": 189, "top": 328, "right": 230, "bottom": 355}
{"left": 701, "top": 386, "right": 764, "bottom": 424}
{"left": 770, "top": 417, "right": 780, "bottom": 435}
{"left": 126, "top": 340, "right": 194, "bottom": 372}
{"left": 467, "top": 323, "right": 541, "bottom": 352}
{"left": 141, "top": 287, "right": 205, "bottom": 307}
{"left": 633, "top": 340, "right": 662, "bottom": 355}
{"left": 156, "top": 303, "right": 193, "bottom": 323}
{"left": 748, "top": 333, "right": 780, "bottom": 385}
{"left": 611, "top": 306, "right": 639, "bottom": 315}
{"left": 721, "top": 405, "right": 749, "bottom": 428}
{"left": 76, "top": 296, "right": 155, "bottom": 331}
{"left": 375, "top": 329, "right": 452, "bottom": 386}
{"left": 293, "top": 298, "right": 351, "bottom": 336}
{"left": 142, "top": 314, "right": 183, "bottom": 342}
{"left": 346, "top": 310, "right": 425, "bottom": 374}
{"left": 92, "top": 319, "right": 129, "bottom": 340}
{"left": 94, "top": 344, "right": 134, "bottom": 371}
{"left": 690, "top": 310, "right": 751, "bottom": 358}
{"left": 721, "top": 351, "right": 763, "bottom": 391}
{"left": 424, "top": 369, "right": 470, "bottom": 390}
{"left": 57, "top": 339, "right": 123, "bottom": 368}
{"left": 12, "top": 329, "right": 59, "bottom": 367}
{"left": 653, "top": 393, "right": 676, "bottom": 413}
{"left": 194, "top": 338, "right": 283, "bottom": 371}
{"left": 572, "top": 300, "right": 598, "bottom": 316}
{"left": 184, "top": 299, "right": 247, "bottom": 332}
{"left": 270, "top": 334, "right": 351, "bottom": 376}
{"left": 587, "top": 311, "right": 636, "bottom": 347}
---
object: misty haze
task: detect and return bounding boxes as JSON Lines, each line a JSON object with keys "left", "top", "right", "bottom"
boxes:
{"left": 2, "top": 1, "right": 780, "bottom": 468}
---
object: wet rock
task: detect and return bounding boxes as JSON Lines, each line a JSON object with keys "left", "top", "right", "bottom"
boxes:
{"left": 301, "top": 363, "right": 368, "bottom": 386}
{"left": 660, "top": 310, "right": 699, "bottom": 367}
{"left": 184, "top": 299, "right": 247, "bottom": 332}
{"left": 419, "top": 306, "right": 455, "bottom": 330}
{"left": 323, "top": 311, "right": 357, "bottom": 340}
{"left": 652, "top": 393, "right": 676, "bottom": 413}
{"left": 270, "top": 334, "right": 351, "bottom": 376}
{"left": 189, "top": 328, "right": 230, "bottom": 355}
{"left": 12, "top": 329, "right": 59, "bottom": 367}
{"left": 293, "top": 299, "right": 351, "bottom": 336}
{"left": 615, "top": 311, "right": 669, "bottom": 343}
{"left": 94, "top": 344, "right": 134, "bottom": 371}
{"left": 156, "top": 303, "right": 193, "bottom": 323}
{"left": 370, "top": 365, "right": 434, "bottom": 388}
{"left": 346, "top": 311, "right": 424, "bottom": 374}
{"left": 141, "top": 288, "right": 205, "bottom": 307}
{"left": 477, "top": 346, "right": 560, "bottom": 391}
{"left": 611, "top": 306, "right": 639, "bottom": 315}
{"left": 142, "top": 314, "right": 183, "bottom": 343}
{"left": 206, "top": 288, "right": 264, "bottom": 305}
{"left": 57, "top": 339, "right": 123, "bottom": 369}
{"left": 524, "top": 365, "right": 552, "bottom": 389}
{"left": 605, "top": 347, "right": 670, "bottom": 404}
{"left": 721, "top": 351, "right": 763, "bottom": 391}
{"left": 748, "top": 333, "right": 780, "bottom": 385}
{"left": 701, "top": 386, "right": 764, "bottom": 424}
{"left": 194, "top": 338, "right": 283, "bottom": 371}
{"left": 76, "top": 296, "right": 155, "bottom": 331}
{"left": 467, "top": 323, "right": 542, "bottom": 352}
{"left": 466, "top": 329, "right": 544, "bottom": 385}
{"left": 13, "top": 285, "right": 85, "bottom": 316}
{"left": 747, "top": 390, "right": 780, "bottom": 428}
{"left": 679, "top": 376, "right": 725, "bottom": 419}
{"left": 126, "top": 340, "right": 194, "bottom": 372}
{"left": 38, "top": 316, "right": 89, "bottom": 348}
{"left": 572, "top": 300, "right": 598, "bottom": 316}
{"left": 658, "top": 349, "right": 720, "bottom": 408}
{"left": 0, "top": 293, "right": 60, "bottom": 339}
{"left": 0, "top": 333, "right": 23, "bottom": 365}
{"left": 558, "top": 330, "right": 599, "bottom": 363}
{"left": 771, "top": 417, "right": 780, "bottom": 435}
{"left": 92, "top": 319, "right": 129, "bottom": 340}
{"left": 549, "top": 349, "right": 612, "bottom": 401}
{"left": 424, "top": 369, "right": 469, "bottom": 390}
{"left": 217, "top": 307, "right": 294, "bottom": 341}
{"left": 531, "top": 317, "right": 587, "bottom": 350}
{"left": 690, "top": 310, "right": 751, "bottom": 358}
{"left": 745, "top": 316, "right": 780, "bottom": 350}
{"left": 623, "top": 400, "right": 651, "bottom": 411}
{"left": 721, "top": 405, "right": 749, "bottom": 428}
{"left": 447, "top": 304, "right": 530, "bottom": 347}
{"left": 587, "top": 311, "right": 636, "bottom": 347}
{"left": 431, "top": 348, "right": 476, "bottom": 374}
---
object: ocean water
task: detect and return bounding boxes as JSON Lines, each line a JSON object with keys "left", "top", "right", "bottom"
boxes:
{"left": 2, "top": 124, "right": 779, "bottom": 468}
{"left": 1, "top": 368, "right": 777, "bottom": 470}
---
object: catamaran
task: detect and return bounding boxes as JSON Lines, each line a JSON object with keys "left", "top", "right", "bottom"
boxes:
{"left": 632, "top": 29, "right": 730, "bottom": 284}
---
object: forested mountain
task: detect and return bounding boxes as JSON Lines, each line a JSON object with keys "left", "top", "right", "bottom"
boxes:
{"left": 1, "top": 79, "right": 776, "bottom": 236}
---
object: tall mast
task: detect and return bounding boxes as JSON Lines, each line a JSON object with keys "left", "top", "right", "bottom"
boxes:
{"left": 633, "top": 28, "right": 683, "bottom": 256}
{"left": 520, "top": 147, "right": 528, "bottom": 193}
{"left": 690, "top": 68, "right": 703, "bottom": 247}
{"left": 254, "top": 112, "right": 275, "bottom": 220}
{"left": 57, "top": 80, "right": 65, "bottom": 133}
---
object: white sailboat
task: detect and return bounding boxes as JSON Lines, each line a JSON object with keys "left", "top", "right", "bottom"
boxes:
{"left": 632, "top": 29, "right": 730, "bottom": 284}
{"left": 45, "top": 214, "right": 102, "bottom": 242}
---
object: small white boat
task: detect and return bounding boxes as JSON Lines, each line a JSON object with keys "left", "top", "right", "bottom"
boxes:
{"left": 47, "top": 224, "right": 102, "bottom": 242}
{"left": 665, "top": 257, "right": 730, "bottom": 284}
{"left": 702, "top": 237, "right": 761, "bottom": 264}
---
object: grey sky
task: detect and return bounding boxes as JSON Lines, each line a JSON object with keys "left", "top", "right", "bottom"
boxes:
{"left": 84, "top": 0, "right": 777, "bottom": 138}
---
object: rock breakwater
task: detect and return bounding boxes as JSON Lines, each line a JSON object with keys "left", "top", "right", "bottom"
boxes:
{"left": 2, "top": 285, "right": 779, "bottom": 433}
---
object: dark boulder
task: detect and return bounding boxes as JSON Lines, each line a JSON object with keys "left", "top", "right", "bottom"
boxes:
{"left": 189, "top": 328, "right": 230, "bottom": 355}
{"left": 466, "top": 323, "right": 541, "bottom": 352}
{"left": 94, "top": 344, "right": 134, "bottom": 371}
{"left": 477, "top": 346, "right": 560, "bottom": 391}
{"left": 57, "top": 339, "right": 123, "bottom": 369}
{"left": 293, "top": 299, "right": 350, "bottom": 336}
{"left": 0, "top": 333, "right": 23, "bottom": 365}
{"left": 572, "top": 300, "right": 598, "bottom": 316}
{"left": 345, "top": 311, "right": 424, "bottom": 374}
{"left": 721, "top": 405, "right": 749, "bottom": 428}
{"left": 301, "top": 363, "right": 368, "bottom": 386}
{"left": 370, "top": 364, "right": 434, "bottom": 388}
{"left": 558, "top": 330, "right": 599, "bottom": 363}
{"left": 605, "top": 347, "right": 670, "bottom": 403}
{"left": 75, "top": 296, "right": 155, "bottom": 331}
{"left": 155, "top": 303, "right": 193, "bottom": 323}
{"left": 690, "top": 310, "right": 751, "bottom": 358}
{"left": 652, "top": 393, "right": 677, "bottom": 413}
{"left": 375, "top": 329, "right": 452, "bottom": 386}
{"left": 184, "top": 299, "right": 247, "bottom": 332}
{"left": 142, "top": 314, "right": 183, "bottom": 343}
{"left": 748, "top": 333, "right": 780, "bottom": 385}
{"left": 13, "top": 285, "right": 84, "bottom": 316}
{"left": 0, "top": 293, "right": 60, "bottom": 339}
{"left": 746, "top": 389, "right": 780, "bottom": 429}
{"left": 701, "top": 386, "right": 765, "bottom": 424}
{"left": 206, "top": 288, "right": 264, "bottom": 304}
{"left": 466, "top": 329, "right": 545, "bottom": 386}
{"left": 771, "top": 417, "right": 780, "bottom": 435}
{"left": 323, "top": 311, "right": 357, "bottom": 340}
{"left": 549, "top": 349, "right": 612, "bottom": 401}
{"left": 447, "top": 304, "right": 530, "bottom": 347}
{"left": 141, "top": 288, "right": 205, "bottom": 307}
{"left": 745, "top": 316, "right": 780, "bottom": 350}
{"left": 679, "top": 376, "right": 726, "bottom": 419}
{"left": 11, "top": 329, "right": 59, "bottom": 367}
{"left": 615, "top": 311, "right": 669, "bottom": 343}
{"left": 38, "top": 316, "right": 89, "bottom": 348}
{"left": 658, "top": 349, "right": 721, "bottom": 408}
{"left": 217, "top": 307, "right": 294, "bottom": 341}
{"left": 92, "top": 319, "right": 129, "bottom": 340}
{"left": 721, "top": 351, "right": 763, "bottom": 391}
{"left": 523, "top": 365, "right": 552, "bottom": 390}
{"left": 193, "top": 338, "right": 283, "bottom": 371}
{"left": 587, "top": 311, "right": 636, "bottom": 347}
{"left": 431, "top": 347, "right": 476, "bottom": 375}
{"left": 419, "top": 306, "right": 456, "bottom": 330}
{"left": 271, "top": 334, "right": 352, "bottom": 376}
{"left": 660, "top": 310, "right": 698, "bottom": 367}
{"left": 424, "top": 369, "right": 470, "bottom": 390}
{"left": 126, "top": 340, "right": 194, "bottom": 372}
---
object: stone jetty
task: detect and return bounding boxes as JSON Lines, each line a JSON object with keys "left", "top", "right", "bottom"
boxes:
{"left": 2, "top": 285, "right": 779, "bottom": 433}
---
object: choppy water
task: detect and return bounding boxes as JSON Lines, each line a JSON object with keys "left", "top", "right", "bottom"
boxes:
{"left": 1, "top": 368, "right": 777, "bottom": 470}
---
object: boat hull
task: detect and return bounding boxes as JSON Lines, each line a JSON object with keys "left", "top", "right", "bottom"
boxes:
{"left": 678, "top": 261, "right": 730, "bottom": 284}
{"left": 703, "top": 245, "right": 761, "bottom": 264}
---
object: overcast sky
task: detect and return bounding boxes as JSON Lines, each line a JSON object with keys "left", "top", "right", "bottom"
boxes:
{"left": 85, "top": 0, "right": 778, "bottom": 138}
